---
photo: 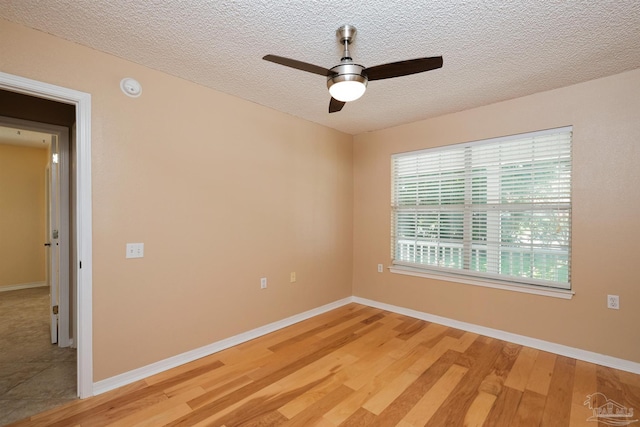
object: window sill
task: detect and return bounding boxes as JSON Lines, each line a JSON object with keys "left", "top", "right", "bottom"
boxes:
{"left": 389, "top": 265, "right": 574, "bottom": 300}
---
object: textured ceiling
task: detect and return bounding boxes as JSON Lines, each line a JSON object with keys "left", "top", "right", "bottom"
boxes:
{"left": 1, "top": 1, "right": 639, "bottom": 135}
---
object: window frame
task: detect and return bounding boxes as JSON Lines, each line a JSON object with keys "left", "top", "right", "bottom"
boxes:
{"left": 390, "top": 127, "right": 573, "bottom": 298}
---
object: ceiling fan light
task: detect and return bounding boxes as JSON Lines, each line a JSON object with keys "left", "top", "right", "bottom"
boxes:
{"left": 329, "top": 80, "right": 367, "bottom": 102}
{"left": 327, "top": 65, "right": 368, "bottom": 102}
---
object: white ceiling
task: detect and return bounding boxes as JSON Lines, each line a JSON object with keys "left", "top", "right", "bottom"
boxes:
{"left": 1, "top": 1, "right": 639, "bottom": 135}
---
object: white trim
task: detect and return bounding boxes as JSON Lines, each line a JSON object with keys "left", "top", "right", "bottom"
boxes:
{"left": 389, "top": 266, "right": 574, "bottom": 299}
{"left": 0, "top": 282, "right": 47, "bottom": 292}
{"left": 392, "top": 125, "right": 574, "bottom": 158}
{"left": 92, "top": 297, "right": 353, "bottom": 395}
{"left": 76, "top": 81, "right": 93, "bottom": 400}
{"left": 353, "top": 296, "right": 640, "bottom": 375}
{"left": 0, "top": 71, "right": 93, "bottom": 398}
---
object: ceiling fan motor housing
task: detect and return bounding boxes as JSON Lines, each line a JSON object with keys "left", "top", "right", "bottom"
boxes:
{"left": 327, "top": 63, "right": 368, "bottom": 88}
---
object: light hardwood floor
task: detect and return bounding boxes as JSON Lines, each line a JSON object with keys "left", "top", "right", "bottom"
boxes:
{"left": 9, "top": 303, "right": 640, "bottom": 426}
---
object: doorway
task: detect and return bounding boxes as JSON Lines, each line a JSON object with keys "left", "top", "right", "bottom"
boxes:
{"left": 0, "top": 118, "right": 77, "bottom": 426}
{"left": 0, "top": 72, "right": 93, "bottom": 402}
{"left": 0, "top": 118, "right": 71, "bottom": 347}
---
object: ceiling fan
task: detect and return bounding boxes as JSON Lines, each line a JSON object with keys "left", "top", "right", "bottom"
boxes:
{"left": 263, "top": 25, "right": 443, "bottom": 113}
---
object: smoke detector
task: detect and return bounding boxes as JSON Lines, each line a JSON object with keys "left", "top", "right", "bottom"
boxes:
{"left": 120, "top": 78, "right": 142, "bottom": 97}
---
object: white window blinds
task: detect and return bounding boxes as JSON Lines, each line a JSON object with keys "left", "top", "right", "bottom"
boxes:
{"left": 391, "top": 127, "right": 572, "bottom": 289}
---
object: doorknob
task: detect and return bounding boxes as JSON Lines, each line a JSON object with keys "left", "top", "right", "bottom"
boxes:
{"left": 44, "top": 243, "right": 51, "bottom": 247}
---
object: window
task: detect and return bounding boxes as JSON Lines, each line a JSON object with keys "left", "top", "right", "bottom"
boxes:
{"left": 391, "top": 127, "right": 572, "bottom": 290}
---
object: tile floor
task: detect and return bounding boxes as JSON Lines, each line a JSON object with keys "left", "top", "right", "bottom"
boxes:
{"left": 0, "top": 287, "right": 76, "bottom": 426}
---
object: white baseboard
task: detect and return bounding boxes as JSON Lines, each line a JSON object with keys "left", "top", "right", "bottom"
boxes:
{"left": 93, "top": 294, "right": 640, "bottom": 396}
{"left": 93, "top": 297, "right": 354, "bottom": 395}
{"left": 0, "top": 282, "right": 47, "bottom": 292}
{"left": 352, "top": 296, "right": 640, "bottom": 375}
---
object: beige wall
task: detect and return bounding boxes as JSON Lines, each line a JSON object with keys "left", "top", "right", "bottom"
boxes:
{"left": 0, "top": 19, "right": 353, "bottom": 381}
{"left": 353, "top": 68, "right": 640, "bottom": 363}
{"left": 0, "top": 144, "right": 47, "bottom": 288}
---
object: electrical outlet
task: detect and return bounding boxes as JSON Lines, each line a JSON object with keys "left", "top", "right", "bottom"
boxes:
{"left": 607, "top": 295, "right": 619, "bottom": 310}
{"left": 377, "top": 264, "right": 383, "bottom": 273}
{"left": 290, "top": 272, "right": 296, "bottom": 283}
{"left": 126, "top": 243, "right": 144, "bottom": 259}
{"left": 260, "top": 277, "right": 267, "bottom": 289}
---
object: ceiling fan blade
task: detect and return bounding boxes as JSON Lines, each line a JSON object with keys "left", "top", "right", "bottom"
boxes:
{"left": 263, "top": 54, "right": 332, "bottom": 76}
{"left": 366, "top": 56, "right": 443, "bottom": 81}
{"left": 329, "top": 97, "right": 346, "bottom": 113}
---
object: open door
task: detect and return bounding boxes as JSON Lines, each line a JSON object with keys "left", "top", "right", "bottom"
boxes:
{"left": 45, "top": 135, "right": 60, "bottom": 344}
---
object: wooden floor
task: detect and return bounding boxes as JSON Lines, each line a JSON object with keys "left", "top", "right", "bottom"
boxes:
{"left": 10, "top": 303, "right": 640, "bottom": 426}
